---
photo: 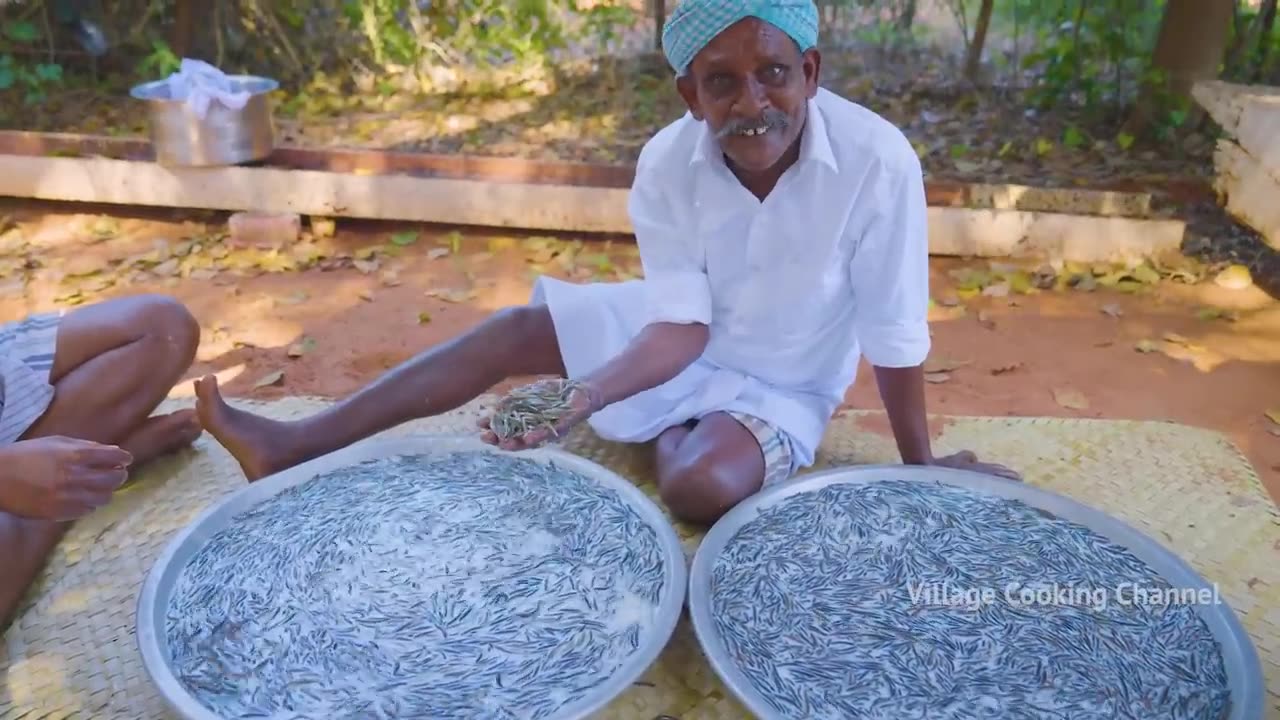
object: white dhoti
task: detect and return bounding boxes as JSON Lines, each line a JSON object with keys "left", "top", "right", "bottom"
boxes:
{"left": 530, "top": 276, "right": 805, "bottom": 483}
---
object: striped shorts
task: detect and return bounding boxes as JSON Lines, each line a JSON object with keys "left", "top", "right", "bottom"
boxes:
{"left": 0, "top": 312, "right": 61, "bottom": 445}
{"left": 725, "top": 410, "right": 797, "bottom": 488}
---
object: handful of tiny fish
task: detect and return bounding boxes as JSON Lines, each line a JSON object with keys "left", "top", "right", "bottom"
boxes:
{"left": 488, "top": 380, "right": 583, "bottom": 441}
{"left": 165, "top": 451, "right": 667, "bottom": 720}
{"left": 710, "top": 480, "right": 1231, "bottom": 720}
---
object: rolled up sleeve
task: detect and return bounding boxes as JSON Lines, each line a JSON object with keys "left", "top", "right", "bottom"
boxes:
{"left": 628, "top": 171, "right": 713, "bottom": 326}
{"left": 848, "top": 156, "right": 932, "bottom": 368}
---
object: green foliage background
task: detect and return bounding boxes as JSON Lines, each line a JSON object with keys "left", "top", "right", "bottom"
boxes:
{"left": 0, "top": 0, "right": 1277, "bottom": 137}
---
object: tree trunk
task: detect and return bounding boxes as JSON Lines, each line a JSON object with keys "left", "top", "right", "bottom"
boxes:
{"left": 170, "top": 0, "right": 196, "bottom": 58}
{"left": 896, "top": 0, "right": 918, "bottom": 31}
{"left": 653, "top": 0, "right": 666, "bottom": 51}
{"left": 1254, "top": 0, "right": 1278, "bottom": 82}
{"left": 1127, "top": 0, "right": 1234, "bottom": 132}
{"left": 963, "top": 0, "right": 993, "bottom": 82}
{"left": 1147, "top": 0, "right": 1234, "bottom": 98}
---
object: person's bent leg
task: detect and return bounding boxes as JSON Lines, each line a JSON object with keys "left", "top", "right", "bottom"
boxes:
{"left": 1, "top": 294, "right": 201, "bottom": 631}
{"left": 21, "top": 294, "right": 202, "bottom": 453}
{"left": 197, "top": 305, "right": 566, "bottom": 481}
{"left": 656, "top": 411, "right": 793, "bottom": 526}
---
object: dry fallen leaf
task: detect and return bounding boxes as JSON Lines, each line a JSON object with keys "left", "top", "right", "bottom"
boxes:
{"left": 358, "top": 290, "right": 375, "bottom": 302}
{"left": 152, "top": 259, "right": 181, "bottom": 277}
{"left": 981, "top": 282, "right": 1010, "bottom": 298}
{"left": 277, "top": 291, "right": 309, "bottom": 305}
{"left": 1072, "top": 274, "right": 1098, "bottom": 292}
{"left": 1213, "top": 264, "right": 1252, "bottom": 290}
{"left": 353, "top": 259, "right": 380, "bottom": 274}
{"left": 976, "top": 310, "right": 995, "bottom": 329}
{"left": 938, "top": 295, "right": 961, "bottom": 307}
{"left": 928, "top": 304, "right": 968, "bottom": 322}
{"left": 1135, "top": 339, "right": 1158, "bottom": 353}
{"left": 990, "top": 362, "right": 1022, "bottom": 375}
{"left": 1100, "top": 303, "right": 1123, "bottom": 318}
{"left": 488, "top": 236, "right": 519, "bottom": 253}
{"left": 310, "top": 217, "right": 336, "bottom": 238}
{"left": 1266, "top": 409, "right": 1280, "bottom": 425}
{"left": 924, "top": 371, "right": 951, "bottom": 384}
{"left": 1053, "top": 387, "right": 1089, "bottom": 410}
{"left": 252, "top": 369, "right": 285, "bottom": 389}
{"left": 428, "top": 288, "right": 478, "bottom": 303}
{"left": 924, "top": 356, "right": 970, "bottom": 374}
{"left": 1162, "top": 332, "right": 1189, "bottom": 345}
{"left": 417, "top": 312, "right": 432, "bottom": 324}
{"left": 1158, "top": 342, "right": 1220, "bottom": 372}
{"left": 287, "top": 337, "right": 316, "bottom": 358}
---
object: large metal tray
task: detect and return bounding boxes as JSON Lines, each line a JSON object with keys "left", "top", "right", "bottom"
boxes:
{"left": 136, "top": 435, "right": 688, "bottom": 720}
{"left": 687, "top": 464, "right": 1265, "bottom": 720}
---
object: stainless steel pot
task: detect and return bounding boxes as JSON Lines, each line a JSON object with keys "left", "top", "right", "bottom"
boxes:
{"left": 129, "top": 75, "right": 279, "bottom": 167}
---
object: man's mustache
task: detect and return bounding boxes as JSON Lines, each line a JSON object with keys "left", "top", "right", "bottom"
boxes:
{"left": 716, "top": 109, "right": 790, "bottom": 138}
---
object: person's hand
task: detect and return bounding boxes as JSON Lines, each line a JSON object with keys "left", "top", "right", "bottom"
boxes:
{"left": 479, "top": 379, "right": 604, "bottom": 451}
{"left": 0, "top": 436, "right": 133, "bottom": 521}
{"left": 931, "top": 450, "right": 1022, "bottom": 481}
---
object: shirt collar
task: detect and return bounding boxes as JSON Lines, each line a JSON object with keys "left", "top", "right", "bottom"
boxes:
{"left": 689, "top": 95, "right": 838, "bottom": 173}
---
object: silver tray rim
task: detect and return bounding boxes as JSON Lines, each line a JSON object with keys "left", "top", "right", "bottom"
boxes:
{"left": 686, "top": 463, "right": 1265, "bottom": 720}
{"left": 136, "top": 433, "right": 689, "bottom": 720}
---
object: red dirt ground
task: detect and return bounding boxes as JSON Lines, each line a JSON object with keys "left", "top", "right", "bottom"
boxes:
{"left": 2, "top": 200, "right": 1278, "bottom": 503}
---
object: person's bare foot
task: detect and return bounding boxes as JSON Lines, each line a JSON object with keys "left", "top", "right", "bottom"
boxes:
{"left": 119, "top": 409, "right": 203, "bottom": 466}
{"left": 193, "top": 375, "right": 300, "bottom": 481}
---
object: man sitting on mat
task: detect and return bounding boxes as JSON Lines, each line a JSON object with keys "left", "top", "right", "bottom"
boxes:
{"left": 0, "top": 295, "right": 202, "bottom": 630}
{"left": 194, "top": 0, "right": 1019, "bottom": 525}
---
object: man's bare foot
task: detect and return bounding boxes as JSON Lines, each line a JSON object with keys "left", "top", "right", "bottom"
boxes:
{"left": 193, "top": 375, "right": 300, "bottom": 481}
{"left": 119, "top": 409, "right": 203, "bottom": 466}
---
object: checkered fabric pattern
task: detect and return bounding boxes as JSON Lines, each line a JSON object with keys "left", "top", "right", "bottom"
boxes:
{"left": 725, "top": 410, "right": 797, "bottom": 487}
{"left": 661, "top": 0, "right": 820, "bottom": 75}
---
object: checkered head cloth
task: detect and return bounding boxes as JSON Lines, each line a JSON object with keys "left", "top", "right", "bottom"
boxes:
{"left": 661, "top": 0, "right": 820, "bottom": 76}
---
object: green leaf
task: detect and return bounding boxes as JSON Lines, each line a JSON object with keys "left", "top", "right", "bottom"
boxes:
{"left": 1131, "top": 263, "right": 1161, "bottom": 285}
{"left": 33, "top": 64, "right": 62, "bottom": 82}
{"left": 1116, "top": 132, "right": 1135, "bottom": 150}
{"left": 4, "top": 22, "right": 39, "bottom": 43}
{"left": 446, "top": 231, "right": 463, "bottom": 254}
{"left": 0, "top": 67, "right": 14, "bottom": 91}
{"left": 389, "top": 231, "right": 419, "bottom": 246}
{"left": 1063, "top": 126, "right": 1085, "bottom": 148}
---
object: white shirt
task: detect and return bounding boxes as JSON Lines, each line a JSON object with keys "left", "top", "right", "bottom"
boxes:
{"left": 537, "top": 87, "right": 931, "bottom": 468}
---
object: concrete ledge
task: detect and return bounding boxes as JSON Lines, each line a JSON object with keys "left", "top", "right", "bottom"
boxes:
{"left": 927, "top": 207, "right": 1185, "bottom": 264}
{"left": 0, "top": 153, "right": 634, "bottom": 234}
{"left": 1213, "top": 140, "right": 1280, "bottom": 249}
{"left": 1194, "top": 80, "right": 1280, "bottom": 248}
{"left": 946, "top": 184, "right": 1152, "bottom": 216}
{"left": 1194, "top": 80, "right": 1280, "bottom": 177}
{"left": 0, "top": 151, "right": 1185, "bottom": 264}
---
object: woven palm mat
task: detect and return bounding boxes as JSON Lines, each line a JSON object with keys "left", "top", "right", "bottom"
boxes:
{"left": 2, "top": 395, "right": 1278, "bottom": 719}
